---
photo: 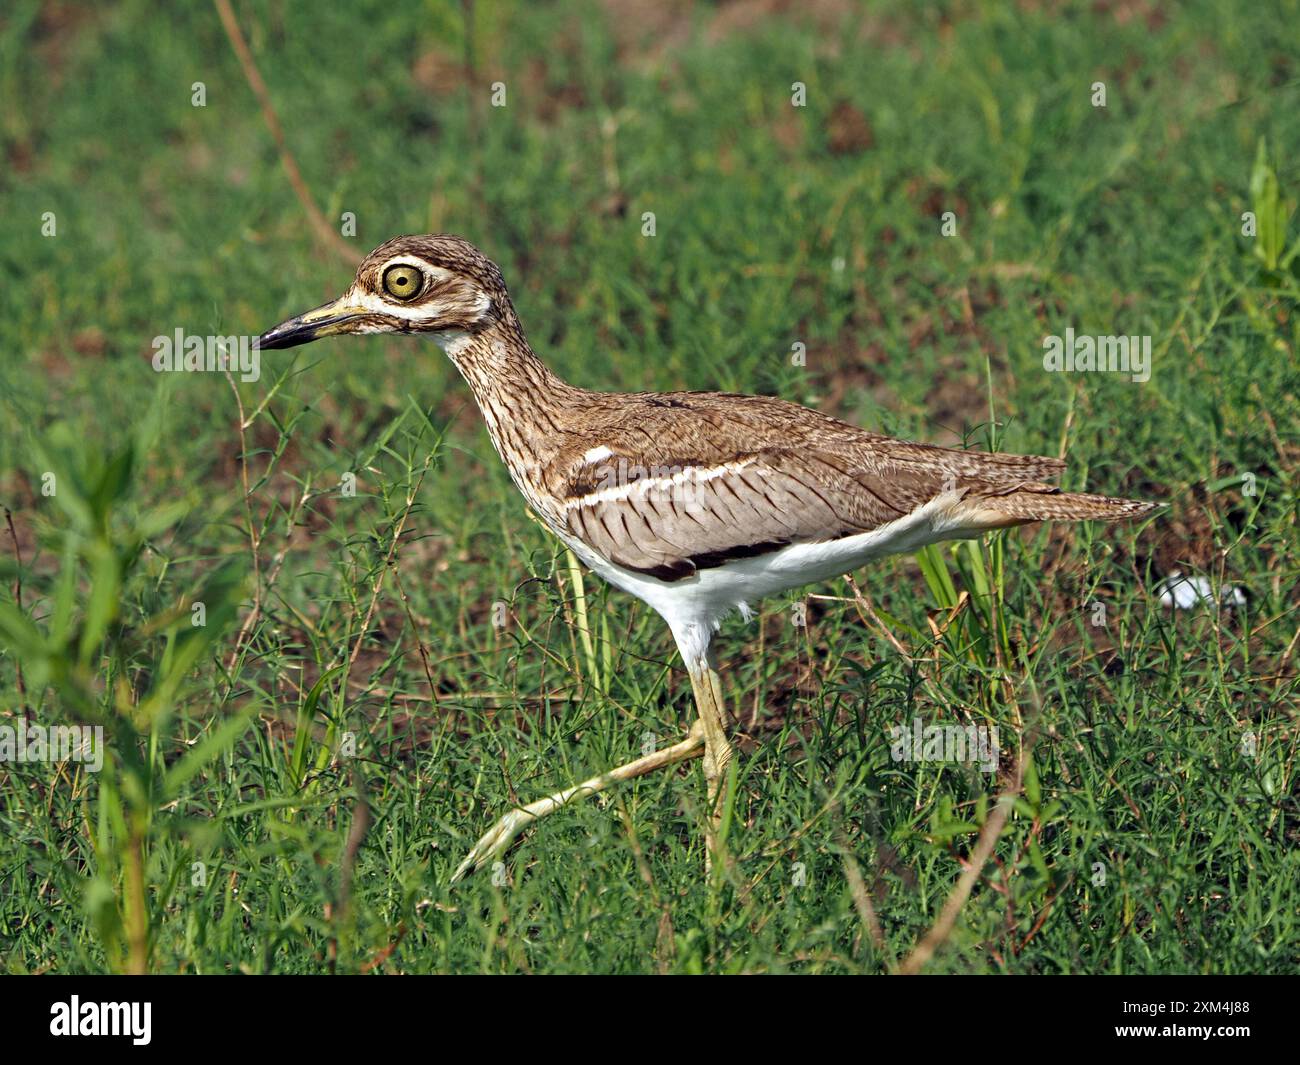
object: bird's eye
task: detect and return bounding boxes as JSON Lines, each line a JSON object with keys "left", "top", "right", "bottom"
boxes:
{"left": 382, "top": 264, "right": 422, "bottom": 300}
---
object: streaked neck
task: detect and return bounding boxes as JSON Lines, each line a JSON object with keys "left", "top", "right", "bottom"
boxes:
{"left": 432, "top": 311, "right": 582, "bottom": 480}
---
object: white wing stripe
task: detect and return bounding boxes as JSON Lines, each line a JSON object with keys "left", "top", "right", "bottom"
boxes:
{"left": 564, "top": 459, "right": 761, "bottom": 510}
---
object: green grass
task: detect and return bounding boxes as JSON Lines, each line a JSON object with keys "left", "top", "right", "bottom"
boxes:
{"left": 1, "top": 0, "right": 1297, "bottom": 974}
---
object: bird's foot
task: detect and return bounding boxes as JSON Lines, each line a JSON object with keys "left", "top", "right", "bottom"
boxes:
{"left": 449, "top": 722, "right": 706, "bottom": 884}
{"left": 450, "top": 807, "right": 540, "bottom": 883}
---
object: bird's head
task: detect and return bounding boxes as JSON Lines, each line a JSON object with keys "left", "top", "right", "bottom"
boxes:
{"left": 258, "top": 234, "right": 508, "bottom": 351}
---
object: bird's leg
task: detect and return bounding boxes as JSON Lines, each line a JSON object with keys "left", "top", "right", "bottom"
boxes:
{"left": 687, "top": 659, "right": 733, "bottom": 874}
{"left": 450, "top": 720, "right": 705, "bottom": 883}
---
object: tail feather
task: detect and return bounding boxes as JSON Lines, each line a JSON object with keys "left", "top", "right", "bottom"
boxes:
{"left": 964, "top": 451, "right": 1067, "bottom": 485}
{"left": 888, "top": 443, "right": 1067, "bottom": 486}
{"left": 957, "top": 483, "right": 1160, "bottom": 528}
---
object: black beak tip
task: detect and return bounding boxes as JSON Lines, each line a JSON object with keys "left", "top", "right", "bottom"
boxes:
{"left": 256, "top": 329, "right": 306, "bottom": 351}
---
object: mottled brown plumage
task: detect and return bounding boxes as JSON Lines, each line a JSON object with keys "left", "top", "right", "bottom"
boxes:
{"left": 262, "top": 234, "right": 1154, "bottom": 583}
{"left": 258, "top": 234, "right": 1160, "bottom": 881}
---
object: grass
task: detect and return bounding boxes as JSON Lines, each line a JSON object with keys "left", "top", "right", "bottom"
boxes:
{"left": 0, "top": 0, "right": 1297, "bottom": 974}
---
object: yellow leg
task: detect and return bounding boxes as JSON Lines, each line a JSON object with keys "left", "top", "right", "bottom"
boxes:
{"left": 450, "top": 720, "right": 705, "bottom": 883}
{"left": 687, "top": 662, "right": 733, "bottom": 874}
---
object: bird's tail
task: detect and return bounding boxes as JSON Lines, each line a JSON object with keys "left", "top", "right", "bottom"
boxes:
{"left": 955, "top": 483, "right": 1161, "bottom": 529}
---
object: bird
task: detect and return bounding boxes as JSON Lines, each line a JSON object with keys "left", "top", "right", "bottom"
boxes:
{"left": 258, "top": 234, "right": 1158, "bottom": 882}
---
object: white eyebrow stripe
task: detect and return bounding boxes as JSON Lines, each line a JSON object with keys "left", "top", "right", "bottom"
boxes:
{"left": 353, "top": 289, "right": 427, "bottom": 320}
{"left": 582, "top": 445, "right": 614, "bottom": 464}
{"left": 564, "top": 459, "right": 760, "bottom": 509}
{"left": 381, "top": 259, "right": 456, "bottom": 283}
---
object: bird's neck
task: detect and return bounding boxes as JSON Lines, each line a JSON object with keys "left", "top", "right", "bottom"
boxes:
{"left": 433, "top": 307, "right": 581, "bottom": 490}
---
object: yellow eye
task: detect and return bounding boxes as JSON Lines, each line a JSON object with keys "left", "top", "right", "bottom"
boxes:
{"left": 382, "top": 264, "right": 422, "bottom": 300}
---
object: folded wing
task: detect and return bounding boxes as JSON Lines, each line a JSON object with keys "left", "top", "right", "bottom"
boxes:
{"left": 550, "top": 390, "right": 1079, "bottom": 582}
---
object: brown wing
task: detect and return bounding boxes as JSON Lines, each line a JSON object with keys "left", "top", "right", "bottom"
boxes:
{"left": 549, "top": 390, "right": 1065, "bottom": 582}
{"left": 558, "top": 450, "right": 949, "bottom": 581}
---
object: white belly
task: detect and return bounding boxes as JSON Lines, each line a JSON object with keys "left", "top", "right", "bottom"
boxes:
{"left": 556, "top": 491, "right": 973, "bottom": 663}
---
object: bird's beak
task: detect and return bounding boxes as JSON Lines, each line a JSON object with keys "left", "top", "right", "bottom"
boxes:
{"left": 257, "top": 295, "right": 366, "bottom": 350}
